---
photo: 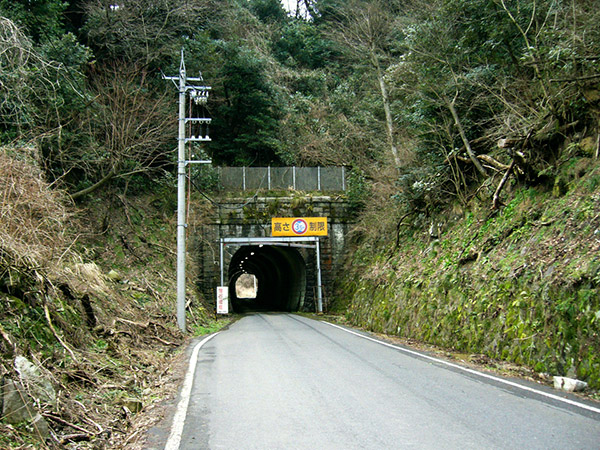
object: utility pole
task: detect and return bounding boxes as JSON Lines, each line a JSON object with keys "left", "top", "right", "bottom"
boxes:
{"left": 164, "top": 49, "right": 212, "bottom": 332}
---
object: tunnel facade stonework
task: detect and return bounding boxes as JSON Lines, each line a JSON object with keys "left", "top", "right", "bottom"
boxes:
{"left": 195, "top": 195, "right": 354, "bottom": 312}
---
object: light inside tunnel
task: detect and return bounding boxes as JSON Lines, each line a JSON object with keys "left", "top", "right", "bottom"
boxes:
{"left": 228, "top": 245, "right": 306, "bottom": 313}
{"left": 235, "top": 273, "right": 257, "bottom": 299}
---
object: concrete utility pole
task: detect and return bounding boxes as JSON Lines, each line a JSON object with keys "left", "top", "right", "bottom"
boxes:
{"left": 164, "top": 49, "right": 212, "bottom": 331}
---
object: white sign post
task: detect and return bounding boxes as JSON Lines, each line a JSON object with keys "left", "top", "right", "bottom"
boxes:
{"left": 216, "top": 286, "right": 229, "bottom": 314}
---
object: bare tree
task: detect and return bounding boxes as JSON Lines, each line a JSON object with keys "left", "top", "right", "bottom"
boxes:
{"left": 69, "top": 63, "right": 176, "bottom": 199}
{"left": 0, "top": 17, "right": 71, "bottom": 135}
{"left": 83, "top": 0, "right": 212, "bottom": 66}
{"left": 326, "top": 0, "right": 402, "bottom": 167}
{"left": 0, "top": 17, "right": 32, "bottom": 131}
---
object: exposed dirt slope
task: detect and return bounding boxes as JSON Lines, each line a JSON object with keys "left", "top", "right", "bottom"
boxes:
{"left": 0, "top": 147, "right": 216, "bottom": 449}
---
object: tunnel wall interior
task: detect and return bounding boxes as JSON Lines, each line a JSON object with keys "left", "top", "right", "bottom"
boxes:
{"left": 228, "top": 245, "right": 307, "bottom": 313}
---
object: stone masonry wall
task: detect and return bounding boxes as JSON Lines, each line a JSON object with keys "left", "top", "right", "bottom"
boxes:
{"left": 193, "top": 195, "right": 353, "bottom": 311}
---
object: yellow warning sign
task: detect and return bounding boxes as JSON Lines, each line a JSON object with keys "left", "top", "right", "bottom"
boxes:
{"left": 272, "top": 217, "right": 328, "bottom": 237}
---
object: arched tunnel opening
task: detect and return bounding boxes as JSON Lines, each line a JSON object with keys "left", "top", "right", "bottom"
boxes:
{"left": 228, "top": 245, "right": 306, "bottom": 313}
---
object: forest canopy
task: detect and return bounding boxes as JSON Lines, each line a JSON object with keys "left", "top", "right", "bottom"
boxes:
{"left": 0, "top": 0, "right": 598, "bottom": 209}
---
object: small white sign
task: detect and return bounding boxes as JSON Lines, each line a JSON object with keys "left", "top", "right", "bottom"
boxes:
{"left": 216, "top": 286, "right": 229, "bottom": 314}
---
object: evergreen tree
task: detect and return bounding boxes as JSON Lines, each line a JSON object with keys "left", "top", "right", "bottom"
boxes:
{"left": 210, "top": 43, "right": 284, "bottom": 166}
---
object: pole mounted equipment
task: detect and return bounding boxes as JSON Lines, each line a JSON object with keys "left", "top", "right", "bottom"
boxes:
{"left": 163, "top": 49, "right": 212, "bottom": 332}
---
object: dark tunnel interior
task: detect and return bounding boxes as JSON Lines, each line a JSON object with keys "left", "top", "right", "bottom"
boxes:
{"left": 228, "top": 245, "right": 306, "bottom": 313}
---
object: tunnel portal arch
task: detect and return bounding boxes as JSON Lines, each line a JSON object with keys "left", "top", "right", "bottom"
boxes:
{"left": 219, "top": 237, "right": 323, "bottom": 314}
{"left": 228, "top": 245, "right": 306, "bottom": 312}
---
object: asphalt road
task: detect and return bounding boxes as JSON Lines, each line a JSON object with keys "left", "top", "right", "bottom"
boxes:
{"left": 173, "top": 313, "right": 600, "bottom": 449}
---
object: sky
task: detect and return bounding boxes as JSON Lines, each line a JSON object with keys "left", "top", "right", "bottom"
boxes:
{"left": 281, "top": 0, "right": 296, "bottom": 14}
{"left": 281, "top": 0, "right": 310, "bottom": 18}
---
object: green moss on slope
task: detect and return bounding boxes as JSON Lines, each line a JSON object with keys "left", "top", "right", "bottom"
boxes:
{"left": 337, "top": 162, "right": 600, "bottom": 388}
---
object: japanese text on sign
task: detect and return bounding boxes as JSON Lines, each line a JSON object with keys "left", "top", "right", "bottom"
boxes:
{"left": 271, "top": 217, "right": 328, "bottom": 237}
{"left": 216, "top": 286, "right": 229, "bottom": 314}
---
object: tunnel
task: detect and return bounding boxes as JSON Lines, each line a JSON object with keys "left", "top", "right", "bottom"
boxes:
{"left": 227, "top": 245, "right": 307, "bottom": 313}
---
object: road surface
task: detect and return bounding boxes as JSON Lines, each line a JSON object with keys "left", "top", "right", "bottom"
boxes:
{"left": 169, "top": 313, "right": 600, "bottom": 449}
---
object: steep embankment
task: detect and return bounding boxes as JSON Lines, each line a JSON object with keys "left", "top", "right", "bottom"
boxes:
{"left": 337, "top": 157, "right": 600, "bottom": 390}
{"left": 0, "top": 148, "right": 215, "bottom": 448}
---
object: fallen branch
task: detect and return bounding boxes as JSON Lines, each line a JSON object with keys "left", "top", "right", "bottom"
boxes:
{"left": 59, "top": 433, "right": 91, "bottom": 445}
{"left": 142, "top": 277, "right": 164, "bottom": 301}
{"left": 114, "top": 317, "right": 180, "bottom": 346}
{"left": 113, "top": 329, "right": 135, "bottom": 338}
{"left": 550, "top": 73, "right": 600, "bottom": 83}
{"left": 123, "top": 428, "right": 143, "bottom": 446}
{"left": 149, "top": 336, "right": 178, "bottom": 346}
{"left": 450, "top": 153, "right": 511, "bottom": 172}
{"left": 70, "top": 168, "right": 117, "bottom": 201}
{"left": 144, "top": 240, "right": 177, "bottom": 256}
{"left": 492, "top": 130, "right": 533, "bottom": 210}
{"left": 478, "top": 154, "right": 511, "bottom": 171}
{"left": 447, "top": 98, "right": 487, "bottom": 176}
{"left": 82, "top": 415, "right": 104, "bottom": 434}
{"left": 394, "top": 212, "right": 413, "bottom": 251}
{"left": 115, "top": 317, "right": 149, "bottom": 328}
{"left": 43, "top": 413, "right": 95, "bottom": 436}
{"left": 497, "top": 137, "right": 524, "bottom": 149}
{"left": 0, "top": 322, "right": 15, "bottom": 354}
{"left": 43, "top": 303, "right": 77, "bottom": 362}
{"left": 128, "top": 281, "right": 162, "bottom": 302}
{"left": 117, "top": 195, "right": 134, "bottom": 229}
{"left": 492, "top": 159, "right": 516, "bottom": 210}
{"left": 119, "top": 234, "right": 143, "bottom": 262}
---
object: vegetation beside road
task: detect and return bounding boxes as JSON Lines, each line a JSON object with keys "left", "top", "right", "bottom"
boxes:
{"left": 334, "top": 156, "right": 600, "bottom": 390}
{"left": 0, "top": 146, "right": 222, "bottom": 448}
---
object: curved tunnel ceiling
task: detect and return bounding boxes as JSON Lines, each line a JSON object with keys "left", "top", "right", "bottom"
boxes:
{"left": 228, "top": 245, "right": 306, "bottom": 313}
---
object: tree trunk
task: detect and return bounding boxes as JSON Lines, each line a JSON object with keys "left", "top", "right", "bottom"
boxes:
{"left": 372, "top": 51, "right": 400, "bottom": 168}
{"left": 70, "top": 168, "right": 117, "bottom": 201}
{"left": 596, "top": 117, "right": 600, "bottom": 159}
{"left": 447, "top": 100, "right": 488, "bottom": 177}
{"left": 492, "top": 159, "right": 515, "bottom": 209}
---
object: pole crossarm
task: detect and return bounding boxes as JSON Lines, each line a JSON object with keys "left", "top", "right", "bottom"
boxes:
{"left": 185, "top": 160, "right": 213, "bottom": 165}
{"left": 185, "top": 118, "right": 211, "bottom": 123}
{"left": 185, "top": 137, "right": 211, "bottom": 142}
{"left": 178, "top": 138, "right": 211, "bottom": 142}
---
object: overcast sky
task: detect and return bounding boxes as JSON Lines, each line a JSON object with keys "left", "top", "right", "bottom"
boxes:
{"left": 281, "top": 0, "right": 295, "bottom": 14}
{"left": 281, "top": 0, "right": 310, "bottom": 18}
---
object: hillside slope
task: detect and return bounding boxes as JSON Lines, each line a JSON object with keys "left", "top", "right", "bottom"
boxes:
{"left": 0, "top": 147, "right": 216, "bottom": 449}
{"left": 336, "top": 154, "right": 600, "bottom": 391}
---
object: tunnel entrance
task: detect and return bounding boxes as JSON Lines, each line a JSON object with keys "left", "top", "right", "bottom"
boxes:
{"left": 228, "top": 245, "right": 306, "bottom": 313}
{"left": 219, "top": 237, "right": 324, "bottom": 314}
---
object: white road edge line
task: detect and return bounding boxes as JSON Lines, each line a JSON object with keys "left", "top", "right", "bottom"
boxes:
{"left": 324, "top": 321, "right": 600, "bottom": 415}
{"left": 164, "top": 332, "right": 220, "bottom": 450}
